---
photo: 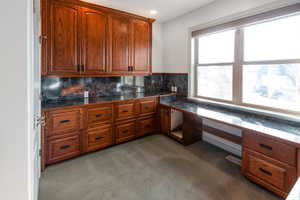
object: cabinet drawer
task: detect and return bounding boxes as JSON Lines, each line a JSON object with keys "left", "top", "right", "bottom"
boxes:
{"left": 243, "top": 149, "right": 297, "bottom": 193}
{"left": 116, "top": 122, "right": 136, "bottom": 144}
{"left": 138, "top": 117, "right": 156, "bottom": 136}
{"left": 87, "top": 106, "right": 112, "bottom": 126}
{"left": 47, "top": 135, "right": 80, "bottom": 164}
{"left": 48, "top": 109, "right": 81, "bottom": 135}
{"left": 140, "top": 100, "right": 156, "bottom": 115}
{"left": 115, "top": 102, "right": 135, "bottom": 120}
{"left": 248, "top": 153, "right": 285, "bottom": 190}
{"left": 86, "top": 124, "right": 113, "bottom": 152}
{"left": 243, "top": 132, "right": 296, "bottom": 166}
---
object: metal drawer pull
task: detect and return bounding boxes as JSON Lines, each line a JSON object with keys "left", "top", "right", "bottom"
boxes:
{"left": 60, "top": 145, "right": 70, "bottom": 150}
{"left": 122, "top": 130, "right": 129, "bottom": 134}
{"left": 259, "top": 143, "right": 273, "bottom": 151}
{"left": 122, "top": 110, "right": 129, "bottom": 113}
{"left": 259, "top": 168, "right": 272, "bottom": 176}
{"left": 95, "top": 136, "right": 103, "bottom": 140}
{"left": 96, "top": 114, "right": 103, "bottom": 117}
{"left": 144, "top": 106, "right": 150, "bottom": 109}
{"left": 60, "top": 120, "right": 70, "bottom": 123}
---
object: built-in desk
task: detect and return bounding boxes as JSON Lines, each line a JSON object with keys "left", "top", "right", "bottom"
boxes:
{"left": 160, "top": 95, "right": 300, "bottom": 198}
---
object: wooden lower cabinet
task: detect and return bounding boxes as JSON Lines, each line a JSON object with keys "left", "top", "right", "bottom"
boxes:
{"left": 243, "top": 131, "right": 296, "bottom": 166}
{"left": 85, "top": 124, "right": 113, "bottom": 153}
{"left": 115, "top": 121, "right": 136, "bottom": 144}
{"left": 137, "top": 117, "right": 157, "bottom": 137}
{"left": 160, "top": 106, "right": 171, "bottom": 135}
{"left": 242, "top": 149, "right": 297, "bottom": 197}
{"left": 86, "top": 105, "right": 112, "bottom": 126}
{"left": 139, "top": 97, "right": 157, "bottom": 116}
{"left": 44, "top": 97, "right": 159, "bottom": 167}
{"left": 115, "top": 100, "right": 136, "bottom": 121}
{"left": 47, "top": 134, "right": 81, "bottom": 164}
{"left": 242, "top": 131, "right": 298, "bottom": 198}
{"left": 47, "top": 108, "right": 82, "bottom": 136}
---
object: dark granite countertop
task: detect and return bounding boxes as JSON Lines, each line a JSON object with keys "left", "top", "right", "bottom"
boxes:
{"left": 160, "top": 96, "right": 300, "bottom": 146}
{"left": 42, "top": 91, "right": 173, "bottom": 110}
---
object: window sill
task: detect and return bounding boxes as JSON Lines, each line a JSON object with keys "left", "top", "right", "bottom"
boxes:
{"left": 188, "top": 96, "right": 300, "bottom": 123}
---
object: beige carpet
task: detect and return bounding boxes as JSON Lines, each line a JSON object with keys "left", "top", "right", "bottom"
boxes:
{"left": 39, "top": 135, "right": 282, "bottom": 200}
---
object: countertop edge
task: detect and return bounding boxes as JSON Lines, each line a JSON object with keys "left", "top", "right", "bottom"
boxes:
{"left": 42, "top": 93, "right": 175, "bottom": 111}
{"left": 160, "top": 102, "right": 300, "bottom": 148}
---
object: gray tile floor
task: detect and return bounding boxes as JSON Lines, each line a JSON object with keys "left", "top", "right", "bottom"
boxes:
{"left": 39, "top": 135, "right": 282, "bottom": 200}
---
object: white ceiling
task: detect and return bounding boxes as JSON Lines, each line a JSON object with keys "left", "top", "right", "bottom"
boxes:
{"left": 84, "top": 0, "right": 214, "bottom": 22}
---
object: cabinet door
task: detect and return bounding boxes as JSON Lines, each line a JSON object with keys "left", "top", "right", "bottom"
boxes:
{"left": 81, "top": 7, "right": 108, "bottom": 75}
{"left": 131, "top": 19, "right": 151, "bottom": 74}
{"left": 48, "top": 1, "right": 80, "bottom": 75}
{"left": 110, "top": 15, "right": 131, "bottom": 73}
{"left": 160, "top": 106, "right": 170, "bottom": 135}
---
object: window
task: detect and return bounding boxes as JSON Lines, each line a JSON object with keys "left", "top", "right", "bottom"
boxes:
{"left": 195, "top": 30, "right": 235, "bottom": 101}
{"left": 192, "top": 12, "right": 300, "bottom": 114}
{"left": 197, "top": 65, "right": 233, "bottom": 101}
{"left": 243, "top": 64, "right": 300, "bottom": 111}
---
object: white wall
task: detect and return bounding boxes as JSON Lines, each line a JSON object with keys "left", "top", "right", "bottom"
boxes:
{"left": 162, "top": 0, "right": 299, "bottom": 73}
{"left": 0, "top": 0, "right": 33, "bottom": 199}
{"left": 152, "top": 22, "right": 164, "bottom": 72}
{"left": 161, "top": 0, "right": 299, "bottom": 153}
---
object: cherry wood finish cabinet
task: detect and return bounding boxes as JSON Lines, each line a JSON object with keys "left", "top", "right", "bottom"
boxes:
{"left": 159, "top": 100, "right": 300, "bottom": 198}
{"left": 86, "top": 125, "right": 113, "bottom": 152}
{"left": 41, "top": 0, "right": 154, "bottom": 77}
{"left": 47, "top": 1, "right": 80, "bottom": 75}
{"left": 44, "top": 107, "right": 83, "bottom": 165}
{"left": 81, "top": 7, "right": 108, "bottom": 75}
{"left": 115, "top": 121, "right": 136, "bottom": 144}
{"left": 43, "top": 97, "right": 159, "bottom": 166}
{"left": 131, "top": 19, "right": 151, "bottom": 74}
{"left": 160, "top": 106, "right": 171, "bottom": 135}
{"left": 242, "top": 131, "right": 298, "bottom": 197}
{"left": 109, "top": 15, "right": 131, "bottom": 74}
{"left": 84, "top": 103, "right": 113, "bottom": 153}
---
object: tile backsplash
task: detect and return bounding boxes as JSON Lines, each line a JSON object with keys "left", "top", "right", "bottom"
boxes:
{"left": 42, "top": 73, "right": 188, "bottom": 101}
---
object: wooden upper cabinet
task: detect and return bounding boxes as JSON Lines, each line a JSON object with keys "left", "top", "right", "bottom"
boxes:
{"left": 42, "top": 0, "right": 154, "bottom": 76}
{"left": 47, "top": 1, "right": 80, "bottom": 75}
{"left": 131, "top": 19, "right": 151, "bottom": 74}
{"left": 109, "top": 15, "right": 131, "bottom": 74}
{"left": 81, "top": 7, "right": 108, "bottom": 75}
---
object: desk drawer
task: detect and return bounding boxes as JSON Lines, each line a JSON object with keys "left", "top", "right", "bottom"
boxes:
{"left": 116, "top": 121, "right": 136, "bottom": 144}
{"left": 87, "top": 106, "right": 112, "bottom": 126}
{"left": 248, "top": 153, "right": 285, "bottom": 190}
{"left": 48, "top": 109, "right": 81, "bottom": 135}
{"left": 86, "top": 125, "right": 113, "bottom": 152}
{"left": 47, "top": 135, "right": 80, "bottom": 164}
{"left": 243, "top": 132, "right": 296, "bottom": 166}
{"left": 243, "top": 149, "right": 296, "bottom": 193}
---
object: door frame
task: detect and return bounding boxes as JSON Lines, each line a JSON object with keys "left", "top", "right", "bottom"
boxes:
{"left": 28, "top": 0, "right": 42, "bottom": 199}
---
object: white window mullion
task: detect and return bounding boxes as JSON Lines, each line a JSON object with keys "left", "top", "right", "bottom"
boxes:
{"left": 233, "top": 28, "right": 244, "bottom": 105}
{"left": 193, "top": 38, "right": 199, "bottom": 97}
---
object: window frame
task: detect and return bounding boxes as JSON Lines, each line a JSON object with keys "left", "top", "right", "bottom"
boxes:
{"left": 192, "top": 14, "right": 300, "bottom": 115}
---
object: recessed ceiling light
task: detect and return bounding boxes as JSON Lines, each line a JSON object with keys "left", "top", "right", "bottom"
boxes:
{"left": 150, "top": 10, "right": 157, "bottom": 15}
